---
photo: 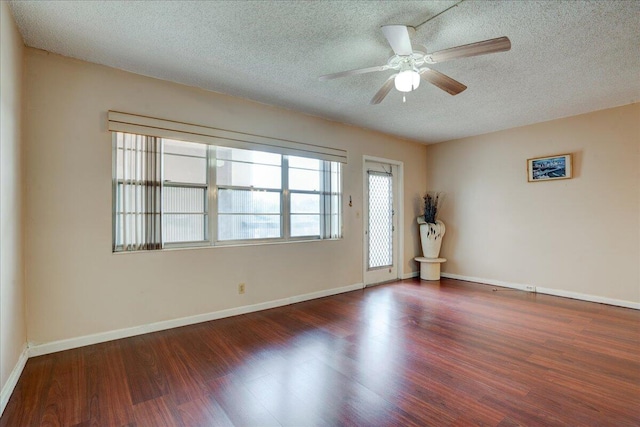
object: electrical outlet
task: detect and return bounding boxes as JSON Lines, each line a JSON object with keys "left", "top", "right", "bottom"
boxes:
{"left": 524, "top": 285, "right": 536, "bottom": 293}
{"left": 238, "top": 283, "right": 246, "bottom": 294}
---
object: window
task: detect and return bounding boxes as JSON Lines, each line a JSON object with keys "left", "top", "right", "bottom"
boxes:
{"left": 289, "top": 156, "right": 341, "bottom": 238}
{"left": 113, "top": 133, "right": 342, "bottom": 251}
{"left": 163, "top": 140, "right": 208, "bottom": 243}
{"left": 216, "top": 147, "right": 282, "bottom": 241}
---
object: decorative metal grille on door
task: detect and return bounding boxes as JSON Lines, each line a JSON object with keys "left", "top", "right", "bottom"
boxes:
{"left": 368, "top": 171, "right": 393, "bottom": 269}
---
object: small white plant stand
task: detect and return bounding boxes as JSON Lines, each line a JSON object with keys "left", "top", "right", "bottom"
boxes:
{"left": 414, "top": 257, "right": 447, "bottom": 281}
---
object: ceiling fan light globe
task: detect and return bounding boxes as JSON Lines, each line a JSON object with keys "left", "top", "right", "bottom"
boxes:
{"left": 394, "top": 70, "right": 420, "bottom": 92}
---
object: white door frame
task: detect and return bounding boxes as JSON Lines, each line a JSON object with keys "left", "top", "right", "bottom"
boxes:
{"left": 362, "top": 155, "right": 404, "bottom": 286}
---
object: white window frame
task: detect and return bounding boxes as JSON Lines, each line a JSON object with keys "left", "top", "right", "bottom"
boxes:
{"left": 210, "top": 145, "right": 285, "bottom": 246}
{"left": 162, "top": 145, "right": 209, "bottom": 247}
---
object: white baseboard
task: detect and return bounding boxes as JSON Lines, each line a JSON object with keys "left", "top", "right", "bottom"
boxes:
{"left": 0, "top": 344, "right": 28, "bottom": 417}
{"left": 288, "top": 283, "right": 364, "bottom": 304}
{"left": 441, "top": 272, "right": 533, "bottom": 292}
{"left": 534, "top": 286, "right": 640, "bottom": 310}
{"left": 28, "top": 282, "right": 364, "bottom": 358}
{"left": 441, "top": 272, "right": 639, "bottom": 310}
{"left": 402, "top": 271, "right": 419, "bottom": 279}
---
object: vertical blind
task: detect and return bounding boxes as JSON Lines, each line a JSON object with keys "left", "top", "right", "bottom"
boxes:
{"left": 114, "top": 133, "right": 162, "bottom": 251}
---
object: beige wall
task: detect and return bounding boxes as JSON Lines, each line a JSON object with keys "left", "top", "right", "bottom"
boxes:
{"left": 426, "top": 104, "right": 640, "bottom": 304}
{"left": 23, "top": 48, "right": 427, "bottom": 345}
{"left": 0, "top": 1, "right": 26, "bottom": 394}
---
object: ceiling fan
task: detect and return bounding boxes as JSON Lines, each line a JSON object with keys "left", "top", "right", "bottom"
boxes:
{"left": 319, "top": 25, "right": 511, "bottom": 104}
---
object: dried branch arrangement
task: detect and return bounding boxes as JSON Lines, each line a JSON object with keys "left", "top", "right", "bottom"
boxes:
{"left": 423, "top": 191, "right": 444, "bottom": 224}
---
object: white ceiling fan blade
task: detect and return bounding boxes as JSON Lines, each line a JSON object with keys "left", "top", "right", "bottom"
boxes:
{"left": 413, "top": 43, "right": 428, "bottom": 55}
{"left": 428, "top": 37, "right": 511, "bottom": 63}
{"left": 419, "top": 68, "right": 467, "bottom": 95}
{"left": 370, "top": 74, "right": 397, "bottom": 104}
{"left": 319, "top": 65, "right": 388, "bottom": 81}
{"left": 381, "top": 25, "right": 414, "bottom": 56}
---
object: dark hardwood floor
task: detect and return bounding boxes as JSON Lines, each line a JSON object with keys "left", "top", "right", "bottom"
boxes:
{"left": 2, "top": 278, "right": 639, "bottom": 426}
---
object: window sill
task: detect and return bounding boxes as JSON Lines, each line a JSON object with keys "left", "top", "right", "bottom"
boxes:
{"left": 112, "top": 236, "right": 342, "bottom": 254}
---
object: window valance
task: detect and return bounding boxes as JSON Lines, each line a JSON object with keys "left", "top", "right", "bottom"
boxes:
{"left": 107, "top": 111, "right": 347, "bottom": 164}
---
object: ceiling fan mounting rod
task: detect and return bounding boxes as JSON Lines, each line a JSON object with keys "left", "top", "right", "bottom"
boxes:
{"left": 414, "top": 0, "right": 467, "bottom": 30}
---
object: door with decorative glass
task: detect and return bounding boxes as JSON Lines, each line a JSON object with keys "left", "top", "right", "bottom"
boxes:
{"left": 364, "top": 160, "right": 399, "bottom": 285}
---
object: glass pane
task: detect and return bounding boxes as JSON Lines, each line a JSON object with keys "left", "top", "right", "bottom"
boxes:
{"left": 217, "top": 162, "right": 281, "bottom": 189}
{"left": 329, "top": 195, "right": 340, "bottom": 215}
{"left": 163, "top": 186, "right": 205, "bottom": 213}
{"left": 291, "top": 214, "right": 320, "bottom": 237}
{"left": 116, "top": 148, "right": 124, "bottom": 179}
{"left": 117, "top": 214, "right": 143, "bottom": 244}
{"left": 116, "top": 132, "right": 124, "bottom": 149}
{"left": 164, "top": 154, "right": 207, "bottom": 184}
{"left": 218, "top": 215, "right": 281, "bottom": 240}
{"left": 368, "top": 173, "right": 393, "bottom": 269}
{"left": 289, "top": 168, "right": 321, "bottom": 191}
{"left": 218, "top": 189, "right": 280, "bottom": 214}
{"left": 330, "top": 214, "right": 340, "bottom": 238}
{"left": 289, "top": 156, "right": 320, "bottom": 170}
{"left": 217, "top": 147, "right": 281, "bottom": 165}
{"left": 290, "top": 193, "right": 320, "bottom": 214}
{"left": 330, "top": 170, "right": 339, "bottom": 190}
{"left": 115, "top": 213, "right": 123, "bottom": 246}
{"left": 117, "top": 183, "right": 149, "bottom": 213}
{"left": 163, "top": 139, "right": 207, "bottom": 157}
{"left": 164, "top": 214, "right": 207, "bottom": 243}
{"left": 116, "top": 146, "right": 145, "bottom": 181}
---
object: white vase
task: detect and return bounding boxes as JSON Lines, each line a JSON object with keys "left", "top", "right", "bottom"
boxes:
{"left": 418, "top": 219, "right": 446, "bottom": 258}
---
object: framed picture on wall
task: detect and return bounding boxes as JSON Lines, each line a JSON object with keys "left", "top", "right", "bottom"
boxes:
{"left": 527, "top": 153, "right": 572, "bottom": 182}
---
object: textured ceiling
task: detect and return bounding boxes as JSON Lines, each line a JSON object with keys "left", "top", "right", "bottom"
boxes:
{"left": 8, "top": 0, "right": 640, "bottom": 143}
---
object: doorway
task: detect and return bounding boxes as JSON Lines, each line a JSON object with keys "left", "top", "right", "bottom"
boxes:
{"left": 363, "top": 157, "right": 402, "bottom": 286}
